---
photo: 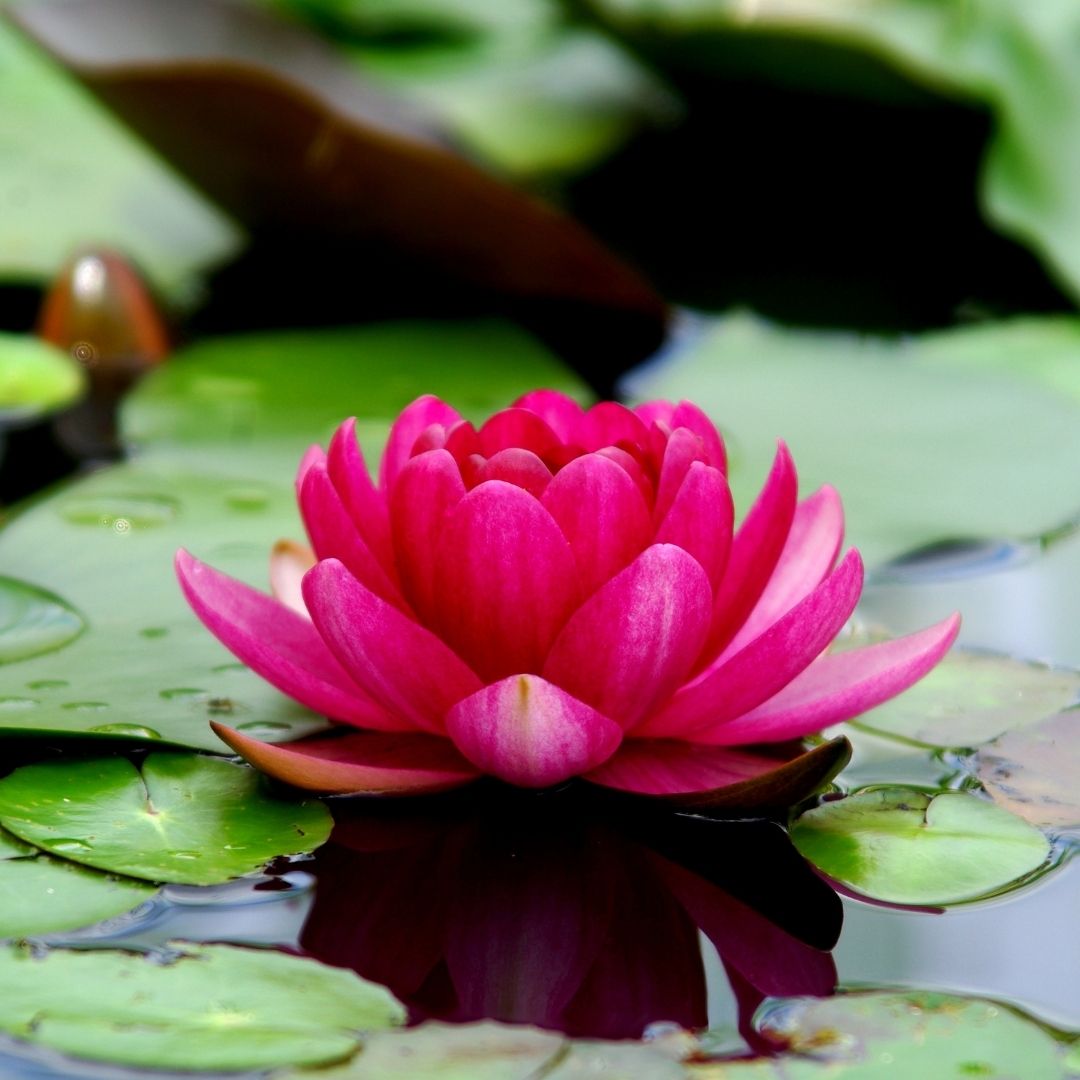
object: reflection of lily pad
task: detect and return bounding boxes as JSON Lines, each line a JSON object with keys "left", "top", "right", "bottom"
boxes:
{"left": 0, "top": 335, "right": 84, "bottom": 422}
{"left": 626, "top": 314, "right": 1080, "bottom": 566}
{"left": 0, "top": 575, "right": 85, "bottom": 665}
{"left": 790, "top": 787, "right": 1051, "bottom": 906}
{"left": 0, "top": 754, "right": 332, "bottom": 885}
{"left": 850, "top": 645, "right": 1080, "bottom": 749}
{"left": 976, "top": 709, "right": 1080, "bottom": 829}
{"left": 0, "top": 941, "right": 405, "bottom": 1072}
{"left": 0, "top": 855, "right": 154, "bottom": 939}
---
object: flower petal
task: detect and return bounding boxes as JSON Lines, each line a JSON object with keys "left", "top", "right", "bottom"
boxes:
{"left": 541, "top": 453, "right": 652, "bottom": 598}
{"left": 176, "top": 550, "right": 403, "bottom": 730}
{"left": 300, "top": 462, "right": 408, "bottom": 611}
{"left": 445, "top": 675, "right": 622, "bottom": 787}
{"left": 544, "top": 545, "right": 712, "bottom": 729}
{"left": 702, "top": 440, "right": 797, "bottom": 662}
{"left": 296, "top": 443, "right": 325, "bottom": 500}
{"left": 389, "top": 449, "right": 466, "bottom": 622}
{"left": 212, "top": 723, "right": 480, "bottom": 795}
{"left": 653, "top": 427, "right": 708, "bottom": 522}
{"left": 637, "top": 550, "right": 863, "bottom": 739}
{"left": 692, "top": 613, "right": 961, "bottom": 745}
{"left": 380, "top": 395, "right": 462, "bottom": 491}
{"left": 654, "top": 462, "right": 733, "bottom": 589}
{"left": 670, "top": 400, "right": 727, "bottom": 472}
{"left": 304, "top": 559, "right": 483, "bottom": 734}
{"left": 577, "top": 401, "right": 650, "bottom": 452}
{"left": 327, "top": 417, "right": 394, "bottom": 573}
{"left": 269, "top": 539, "right": 315, "bottom": 617}
{"left": 513, "top": 389, "right": 585, "bottom": 441}
{"left": 435, "top": 481, "right": 579, "bottom": 680}
{"left": 475, "top": 448, "right": 552, "bottom": 498}
{"left": 721, "top": 485, "right": 844, "bottom": 658}
{"left": 477, "top": 407, "right": 561, "bottom": 457}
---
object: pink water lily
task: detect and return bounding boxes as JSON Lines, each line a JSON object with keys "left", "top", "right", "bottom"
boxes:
{"left": 176, "top": 391, "right": 959, "bottom": 797}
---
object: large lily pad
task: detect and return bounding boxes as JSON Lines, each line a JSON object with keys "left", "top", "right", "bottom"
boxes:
{"left": 0, "top": 753, "right": 332, "bottom": 885}
{"left": 626, "top": 314, "right": 1080, "bottom": 566}
{"left": 0, "top": 334, "right": 84, "bottom": 422}
{"left": 0, "top": 17, "right": 236, "bottom": 298}
{"left": 584, "top": 0, "right": 1080, "bottom": 308}
{"left": 849, "top": 645, "right": 1080, "bottom": 749}
{"left": 0, "top": 941, "right": 406, "bottom": 1071}
{"left": 686, "top": 991, "right": 1066, "bottom": 1079}
{"left": 976, "top": 709, "right": 1080, "bottom": 829}
{"left": 790, "top": 787, "right": 1051, "bottom": 905}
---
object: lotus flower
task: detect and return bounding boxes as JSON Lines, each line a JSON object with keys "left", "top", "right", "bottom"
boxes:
{"left": 176, "top": 391, "right": 958, "bottom": 797}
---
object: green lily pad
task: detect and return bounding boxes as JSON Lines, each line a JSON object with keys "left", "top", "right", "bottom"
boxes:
{"left": 0, "top": 941, "right": 405, "bottom": 1071}
{"left": 0, "top": 753, "right": 332, "bottom": 885}
{"left": 0, "top": 18, "right": 237, "bottom": 299}
{"left": 0, "top": 853, "right": 155, "bottom": 939}
{"left": 0, "top": 335, "right": 84, "bottom": 422}
{"left": 627, "top": 314, "right": 1080, "bottom": 566}
{"left": 545, "top": 1040, "right": 687, "bottom": 1079}
{"left": 849, "top": 645, "right": 1080, "bottom": 749}
{"left": 0, "top": 575, "right": 85, "bottom": 665}
{"left": 790, "top": 787, "right": 1051, "bottom": 905}
{"left": 976, "top": 709, "right": 1080, "bottom": 829}
{"left": 687, "top": 991, "right": 1066, "bottom": 1079}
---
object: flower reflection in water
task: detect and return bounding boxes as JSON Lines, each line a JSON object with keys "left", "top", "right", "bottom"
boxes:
{"left": 299, "top": 787, "right": 840, "bottom": 1042}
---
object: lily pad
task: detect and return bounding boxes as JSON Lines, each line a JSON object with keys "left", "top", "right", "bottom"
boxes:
{"left": 687, "top": 991, "right": 1066, "bottom": 1079}
{"left": 0, "top": 941, "right": 405, "bottom": 1071}
{"left": 0, "top": 753, "right": 332, "bottom": 885}
{"left": 849, "top": 645, "right": 1080, "bottom": 749}
{"left": 0, "top": 335, "right": 84, "bottom": 422}
{"left": 976, "top": 709, "right": 1080, "bottom": 829}
{"left": 0, "top": 854, "right": 154, "bottom": 939}
{"left": 0, "top": 575, "right": 85, "bottom": 665}
{"left": 790, "top": 787, "right": 1051, "bottom": 906}
{"left": 625, "top": 314, "right": 1080, "bottom": 566}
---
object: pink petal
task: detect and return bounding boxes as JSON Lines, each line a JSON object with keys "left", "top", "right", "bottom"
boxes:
{"left": 702, "top": 441, "right": 798, "bottom": 662}
{"left": 633, "top": 399, "right": 675, "bottom": 427}
{"left": 671, "top": 400, "right": 727, "bottom": 472}
{"left": 444, "top": 420, "right": 483, "bottom": 468}
{"left": 389, "top": 449, "right": 466, "bottom": 623}
{"left": 541, "top": 453, "right": 653, "bottom": 598}
{"left": 445, "top": 675, "right": 622, "bottom": 787}
{"left": 304, "top": 559, "right": 482, "bottom": 735}
{"left": 175, "top": 550, "right": 404, "bottom": 730}
{"left": 327, "top": 417, "right": 394, "bottom": 573}
{"left": 380, "top": 395, "right": 462, "bottom": 491}
{"left": 576, "top": 401, "right": 650, "bottom": 452}
{"left": 300, "top": 462, "right": 408, "bottom": 611}
{"left": 477, "top": 408, "right": 561, "bottom": 457}
{"left": 475, "top": 448, "right": 553, "bottom": 498}
{"left": 513, "top": 389, "right": 586, "bottom": 441}
{"left": 595, "top": 446, "right": 655, "bottom": 505}
{"left": 212, "top": 723, "right": 479, "bottom": 795}
{"left": 654, "top": 462, "right": 733, "bottom": 589}
{"left": 544, "top": 545, "right": 712, "bottom": 729}
{"left": 693, "top": 613, "right": 961, "bottom": 745}
{"left": 720, "top": 485, "right": 844, "bottom": 658}
{"left": 653, "top": 427, "right": 709, "bottom": 522}
{"left": 637, "top": 550, "right": 863, "bottom": 739}
{"left": 408, "top": 422, "right": 449, "bottom": 456}
{"left": 434, "top": 481, "right": 580, "bottom": 680}
{"left": 296, "top": 444, "right": 325, "bottom": 500}
{"left": 269, "top": 539, "right": 315, "bottom": 617}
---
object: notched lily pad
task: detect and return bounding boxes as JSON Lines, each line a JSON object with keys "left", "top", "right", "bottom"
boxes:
{"left": 790, "top": 787, "right": 1051, "bottom": 906}
{"left": 0, "top": 576, "right": 86, "bottom": 665}
{"left": 976, "top": 708, "right": 1080, "bottom": 829}
{"left": 0, "top": 753, "right": 332, "bottom": 885}
{"left": 0, "top": 941, "right": 405, "bottom": 1071}
{"left": 850, "top": 642, "right": 1080, "bottom": 749}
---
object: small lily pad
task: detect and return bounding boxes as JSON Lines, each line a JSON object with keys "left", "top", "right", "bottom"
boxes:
{"left": 0, "top": 576, "right": 86, "bottom": 665}
{"left": 850, "top": 645, "right": 1080, "bottom": 749}
{"left": 0, "top": 335, "right": 85, "bottom": 422}
{"left": 790, "top": 787, "right": 1051, "bottom": 906}
{"left": 976, "top": 709, "right": 1080, "bottom": 829}
{"left": 0, "top": 941, "right": 405, "bottom": 1071}
{"left": 0, "top": 753, "right": 332, "bottom": 885}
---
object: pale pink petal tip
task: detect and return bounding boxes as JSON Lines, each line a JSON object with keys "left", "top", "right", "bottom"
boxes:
{"left": 445, "top": 675, "right": 623, "bottom": 788}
